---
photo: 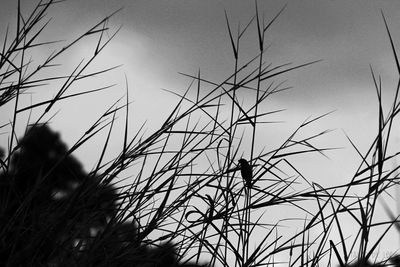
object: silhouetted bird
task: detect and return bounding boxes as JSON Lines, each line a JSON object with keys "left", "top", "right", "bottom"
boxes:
{"left": 239, "top": 158, "right": 252, "bottom": 188}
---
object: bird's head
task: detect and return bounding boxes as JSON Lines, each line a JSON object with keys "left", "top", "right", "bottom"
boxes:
{"left": 238, "top": 158, "right": 248, "bottom": 165}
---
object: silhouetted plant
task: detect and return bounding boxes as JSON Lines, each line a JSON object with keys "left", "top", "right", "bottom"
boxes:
{"left": 0, "top": 125, "right": 114, "bottom": 264}
{"left": 0, "top": 124, "right": 205, "bottom": 266}
{"left": 4, "top": 0, "right": 400, "bottom": 267}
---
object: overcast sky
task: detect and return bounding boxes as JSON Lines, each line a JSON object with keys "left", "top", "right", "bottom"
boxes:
{"left": 2, "top": 0, "right": 400, "bottom": 205}
{"left": 2, "top": 0, "right": 400, "bottom": 261}
{"left": 5, "top": 0, "right": 395, "bottom": 183}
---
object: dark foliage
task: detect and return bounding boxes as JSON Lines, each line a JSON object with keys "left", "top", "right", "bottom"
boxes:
{"left": 0, "top": 125, "right": 203, "bottom": 266}
{"left": 343, "top": 256, "right": 400, "bottom": 266}
{"left": 344, "top": 259, "right": 381, "bottom": 267}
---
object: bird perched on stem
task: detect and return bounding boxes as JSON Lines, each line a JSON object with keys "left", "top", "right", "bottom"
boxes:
{"left": 239, "top": 158, "right": 252, "bottom": 188}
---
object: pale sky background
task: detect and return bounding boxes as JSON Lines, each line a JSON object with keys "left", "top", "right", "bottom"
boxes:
{"left": 17, "top": 0, "right": 399, "bottom": 186}
{"left": 2, "top": 0, "right": 400, "bottom": 264}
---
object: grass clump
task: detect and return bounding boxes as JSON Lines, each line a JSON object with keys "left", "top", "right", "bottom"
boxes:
{"left": 2, "top": 1, "right": 400, "bottom": 267}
